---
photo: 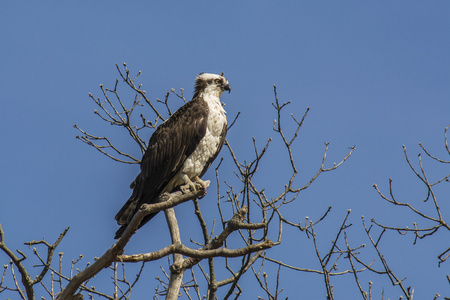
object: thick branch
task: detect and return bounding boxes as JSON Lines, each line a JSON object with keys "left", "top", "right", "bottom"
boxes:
{"left": 57, "top": 187, "right": 206, "bottom": 300}
{"left": 118, "top": 241, "right": 273, "bottom": 263}
{"left": 164, "top": 207, "right": 184, "bottom": 300}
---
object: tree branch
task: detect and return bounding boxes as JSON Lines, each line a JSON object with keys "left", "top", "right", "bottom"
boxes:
{"left": 57, "top": 187, "right": 207, "bottom": 300}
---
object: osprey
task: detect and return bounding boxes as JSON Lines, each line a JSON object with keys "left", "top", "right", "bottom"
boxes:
{"left": 114, "top": 73, "right": 231, "bottom": 239}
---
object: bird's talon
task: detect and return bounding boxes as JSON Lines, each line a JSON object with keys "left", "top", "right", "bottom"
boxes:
{"left": 189, "top": 182, "right": 197, "bottom": 192}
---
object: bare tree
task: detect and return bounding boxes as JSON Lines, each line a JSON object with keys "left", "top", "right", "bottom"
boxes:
{"left": 71, "top": 63, "right": 352, "bottom": 299}
{"left": 1, "top": 64, "right": 447, "bottom": 299}
{"left": 372, "top": 127, "right": 450, "bottom": 266}
{"left": 366, "top": 125, "right": 450, "bottom": 300}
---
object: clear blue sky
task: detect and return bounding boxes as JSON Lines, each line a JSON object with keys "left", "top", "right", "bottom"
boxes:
{"left": 1, "top": 1, "right": 449, "bottom": 299}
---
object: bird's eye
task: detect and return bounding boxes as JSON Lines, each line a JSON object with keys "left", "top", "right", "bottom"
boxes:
{"left": 215, "top": 79, "right": 221, "bottom": 84}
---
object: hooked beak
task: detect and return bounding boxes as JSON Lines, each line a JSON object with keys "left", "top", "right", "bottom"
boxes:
{"left": 222, "top": 84, "right": 231, "bottom": 93}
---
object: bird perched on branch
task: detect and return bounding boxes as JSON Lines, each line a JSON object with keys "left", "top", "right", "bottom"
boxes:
{"left": 114, "top": 73, "right": 231, "bottom": 239}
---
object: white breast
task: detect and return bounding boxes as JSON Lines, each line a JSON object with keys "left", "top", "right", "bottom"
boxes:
{"left": 182, "top": 94, "right": 227, "bottom": 177}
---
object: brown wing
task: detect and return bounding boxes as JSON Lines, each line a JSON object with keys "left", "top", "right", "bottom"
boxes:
{"left": 114, "top": 98, "right": 208, "bottom": 238}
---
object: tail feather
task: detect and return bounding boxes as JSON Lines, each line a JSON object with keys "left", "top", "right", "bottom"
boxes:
{"left": 114, "top": 212, "right": 158, "bottom": 239}
{"left": 114, "top": 169, "right": 173, "bottom": 239}
{"left": 114, "top": 225, "right": 127, "bottom": 239}
{"left": 115, "top": 174, "right": 145, "bottom": 225}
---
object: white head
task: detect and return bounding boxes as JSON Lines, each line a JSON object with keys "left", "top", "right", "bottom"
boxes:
{"left": 193, "top": 73, "right": 231, "bottom": 98}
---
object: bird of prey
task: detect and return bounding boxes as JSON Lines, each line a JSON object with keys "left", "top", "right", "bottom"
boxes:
{"left": 114, "top": 73, "right": 231, "bottom": 239}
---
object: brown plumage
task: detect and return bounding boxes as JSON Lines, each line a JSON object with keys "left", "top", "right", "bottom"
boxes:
{"left": 114, "top": 73, "right": 230, "bottom": 239}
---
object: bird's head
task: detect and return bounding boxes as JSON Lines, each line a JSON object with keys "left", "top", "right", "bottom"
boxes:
{"left": 194, "top": 73, "right": 231, "bottom": 98}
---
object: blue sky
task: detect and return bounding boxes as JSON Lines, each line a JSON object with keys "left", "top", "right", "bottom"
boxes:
{"left": 1, "top": 1, "right": 449, "bottom": 299}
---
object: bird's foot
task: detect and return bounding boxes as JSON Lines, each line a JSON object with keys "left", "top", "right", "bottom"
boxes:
{"left": 193, "top": 176, "right": 209, "bottom": 198}
{"left": 180, "top": 175, "right": 210, "bottom": 197}
{"left": 180, "top": 174, "right": 198, "bottom": 194}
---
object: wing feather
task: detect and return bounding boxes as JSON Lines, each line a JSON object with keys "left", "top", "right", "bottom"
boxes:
{"left": 114, "top": 98, "right": 208, "bottom": 238}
